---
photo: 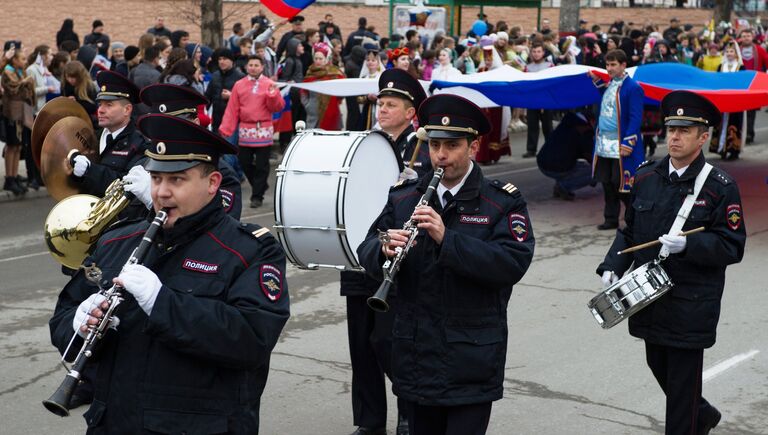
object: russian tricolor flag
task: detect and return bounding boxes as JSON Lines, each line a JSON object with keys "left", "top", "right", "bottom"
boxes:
{"left": 262, "top": 0, "right": 316, "bottom": 18}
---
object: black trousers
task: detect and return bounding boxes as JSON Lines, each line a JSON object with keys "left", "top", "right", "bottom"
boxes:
{"left": 346, "top": 295, "right": 406, "bottom": 428}
{"left": 22, "top": 127, "right": 43, "bottom": 185}
{"left": 237, "top": 146, "right": 271, "bottom": 202}
{"left": 595, "top": 157, "right": 630, "bottom": 225}
{"left": 645, "top": 342, "right": 718, "bottom": 435}
{"left": 526, "top": 109, "right": 552, "bottom": 153}
{"left": 746, "top": 109, "right": 756, "bottom": 141}
{"left": 406, "top": 401, "right": 492, "bottom": 435}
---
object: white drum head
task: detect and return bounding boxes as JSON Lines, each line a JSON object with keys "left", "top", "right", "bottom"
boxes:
{"left": 274, "top": 130, "right": 400, "bottom": 270}
{"left": 343, "top": 132, "right": 400, "bottom": 261}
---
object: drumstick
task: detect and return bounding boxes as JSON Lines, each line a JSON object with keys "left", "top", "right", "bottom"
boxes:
{"left": 408, "top": 127, "right": 429, "bottom": 169}
{"left": 617, "top": 226, "right": 705, "bottom": 255}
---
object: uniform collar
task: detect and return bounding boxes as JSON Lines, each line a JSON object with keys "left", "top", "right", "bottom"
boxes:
{"left": 160, "top": 193, "right": 226, "bottom": 246}
{"left": 99, "top": 124, "right": 129, "bottom": 154}
{"left": 656, "top": 151, "right": 706, "bottom": 182}
{"left": 392, "top": 124, "right": 415, "bottom": 148}
{"left": 437, "top": 161, "right": 473, "bottom": 205}
{"left": 417, "top": 161, "right": 483, "bottom": 203}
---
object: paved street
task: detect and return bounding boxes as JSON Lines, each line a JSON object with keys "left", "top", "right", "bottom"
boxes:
{"left": 1, "top": 125, "right": 767, "bottom": 434}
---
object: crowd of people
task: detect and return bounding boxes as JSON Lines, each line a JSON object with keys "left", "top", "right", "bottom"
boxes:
{"left": 0, "top": 7, "right": 751, "bottom": 435}
{"left": 1, "top": 12, "right": 765, "bottom": 199}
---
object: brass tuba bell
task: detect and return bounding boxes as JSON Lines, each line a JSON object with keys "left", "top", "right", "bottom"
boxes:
{"left": 44, "top": 179, "right": 132, "bottom": 269}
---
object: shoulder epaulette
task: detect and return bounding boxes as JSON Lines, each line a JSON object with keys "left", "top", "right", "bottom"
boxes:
{"left": 637, "top": 159, "right": 656, "bottom": 170}
{"left": 491, "top": 180, "right": 521, "bottom": 197}
{"left": 711, "top": 168, "right": 732, "bottom": 185}
{"left": 239, "top": 223, "right": 272, "bottom": 239}
{"left": 390, "top": 178, "right": 418, "bottom": 190}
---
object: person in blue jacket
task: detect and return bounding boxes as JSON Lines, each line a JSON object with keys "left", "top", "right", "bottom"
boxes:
{"left": 588, "top": 49, "right": 645, "bottom": 230}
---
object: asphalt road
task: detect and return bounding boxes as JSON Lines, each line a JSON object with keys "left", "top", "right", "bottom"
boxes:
{"left": 1, "top": 128, "right": 767, "bottom": 434}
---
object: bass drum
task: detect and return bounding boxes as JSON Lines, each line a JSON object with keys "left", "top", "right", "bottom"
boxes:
{"left": 274, "top": 130, "right": 400, "bottom": 270}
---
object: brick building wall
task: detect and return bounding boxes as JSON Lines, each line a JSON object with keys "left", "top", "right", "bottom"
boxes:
{"left": 0, "top": 0, "right": 718, "bottom": 53}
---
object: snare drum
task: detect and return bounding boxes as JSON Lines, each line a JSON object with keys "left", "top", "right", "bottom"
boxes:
{"left": 588, "top": 260, "right": 673, "bottom": 329}
{"left": 274, "top": 130, "right": 400, "bottom": 270}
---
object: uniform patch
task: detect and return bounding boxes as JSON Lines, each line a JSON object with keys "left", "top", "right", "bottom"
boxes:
{"left": 260, "top": 264, "right": 283, "bottom": 301}
{"left": 182, "top": 259, "right": 219, "bottom": 274}
{"left": 694, "top": 199, "right": 707, "bottom": 207}
{"left": 111, "top": 150, "right": 129, "bottom": 156}
{"left": 508, "top": 213, "right": 529, "bottom": 242}
{"left": 459, "top": 215, "right": 490, "bottom": 225}
{"left": 220, "top": 189, "right": 234, "bottom": 212}
{"left": 727, "top": 204, "right": 742, "bottom": 230}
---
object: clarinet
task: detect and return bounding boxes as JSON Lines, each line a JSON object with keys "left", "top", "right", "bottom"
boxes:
{"left": 43, "top": 209, "right": 168, "bottom": 417}
{"left": 367, "top": 168, "right": 444, "bottom": 312}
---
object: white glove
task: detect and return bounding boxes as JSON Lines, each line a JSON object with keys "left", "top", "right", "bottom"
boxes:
{"left": 601, "top": 271, "right": 620, "bottom": 288}
{"left": 659, "top": 234, "right": 687, "bottom": 257}
{"left": 72, "top": 155, "right": 91, "bottom": 177}
{"left": 118, "top": 264, "right": 162, "bottom": 315}
{"left": 123, "top": 165, "right": 153, "bottom": 209}
{"left": 73, "top": 293, "right": 120, "bottom": 338}
{"left": 399, "top": 167, "right": 418, "bottom": 181}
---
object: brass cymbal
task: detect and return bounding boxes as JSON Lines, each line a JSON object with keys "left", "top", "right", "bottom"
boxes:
{"left": 40, "top": 117, "right": 98, "bottom": 201}
{"left": 31, "top": 97, "right": 92, "bottom": 169}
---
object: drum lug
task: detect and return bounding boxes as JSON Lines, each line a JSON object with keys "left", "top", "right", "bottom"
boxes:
{"left": 274, "top": 224, "right": 347, "bottom": 233}
{"left": 306, "top": 263, "right": 363, "bottom": 271}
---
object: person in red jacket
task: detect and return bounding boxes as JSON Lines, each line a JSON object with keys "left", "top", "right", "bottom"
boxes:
{"left": 219, "top": 54, "right": 284, "bottom": 208}
{"left": 738, "top": 28, "right": 768, "bottom": 144}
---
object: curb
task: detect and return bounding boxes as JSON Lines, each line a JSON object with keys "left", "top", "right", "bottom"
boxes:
{"left": 0, "top": 186, "right": 50, "bottom": 203}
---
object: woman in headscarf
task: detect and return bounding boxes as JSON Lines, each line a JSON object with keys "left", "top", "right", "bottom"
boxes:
{"left": 431, "top": 48, "right": 462, "bottom": 81}
{"left": 711, "top": 41, "right": 745, "bottom": 160}
{"left": 301, "top": 42, "right": 345, "bottom": 129}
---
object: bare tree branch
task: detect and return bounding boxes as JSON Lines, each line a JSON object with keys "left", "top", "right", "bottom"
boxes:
{"left": 169, "top": 0, "right": 202, "bottom": 27}
{"left": 222, "top": 3, "right": 260, "bottom": 22}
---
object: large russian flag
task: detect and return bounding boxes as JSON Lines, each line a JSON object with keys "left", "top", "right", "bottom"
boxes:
{"left": 430, "top": 63, "right": 768, "bottom": 112}
{"left": 629, "top": 63, "right": 768, "bottom": 112}
{"left": 261, "top": 0, "right": 316, "bottom": 18}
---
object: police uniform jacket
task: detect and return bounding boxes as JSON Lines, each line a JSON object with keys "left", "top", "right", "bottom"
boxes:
{"left": 357, "top": 165, "right": 535, "bottom": 406}
{"left": 78, "top": 123, "right": 151, "bottom": 197}
{"left": 598, "top": 152, "right": 746, "bottom": 349}
{"left": 49, "top": 195, "right": 289, "bottom": 434}
{"left": 394, "top": 125, "right": 432, "bottom": 179}
{"left": 219, "top": 159, "right": 243, "bottom": 220}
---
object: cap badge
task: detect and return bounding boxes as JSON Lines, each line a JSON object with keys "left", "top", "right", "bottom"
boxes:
{"left": 157, "top": 142, "right": 167, "bottom": 155}
{"left": 159, "top": 104, "right": 167, "bottom": 113}
{"left": 387, "top": 81, "right": 394, "bottom": 88}
{"left": 441, "top": 116, "right": 450, "bottom": 126}
{"left": 101, "top": 85, "right": 106, "bottom": 92}
{"left": 676, "top": 108, "right": 684, "bottom": 116}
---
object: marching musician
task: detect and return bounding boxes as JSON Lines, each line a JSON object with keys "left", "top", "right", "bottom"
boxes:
{"left": 597, "top": 91, "right": 746, "bottom": 434}
{"left": 138, "top": 83, "right": 243, "bottom": 219}
{"left": 339, "top": 69, "right": 422, "bottom": 435}
{"left": 376, "top": 68, "right": 431, "bottom": 179}
{"left": 357, "top": 95, "right": 535, "bottom": 435}
{"left": 68, "top": 70, "right": 150, "bottom": 198}
{"left": 48, "top": 114, "right": 289, "bottom": 433}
